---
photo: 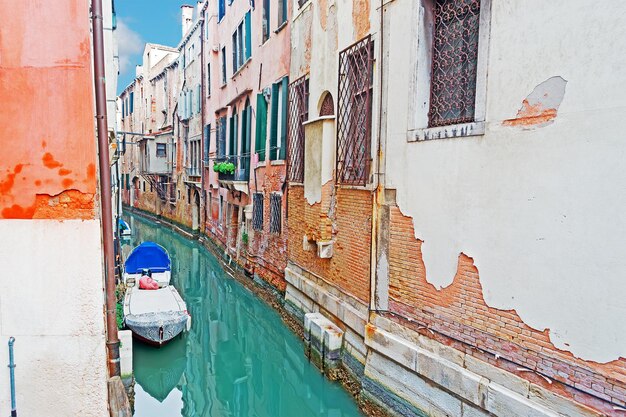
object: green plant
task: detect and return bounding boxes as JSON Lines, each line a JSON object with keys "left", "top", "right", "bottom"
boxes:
{"left": 242, "top": 231, "right": 249, "bottom": 246}
{"left": 213, "top": 161, "right": 235, "bottom": 174}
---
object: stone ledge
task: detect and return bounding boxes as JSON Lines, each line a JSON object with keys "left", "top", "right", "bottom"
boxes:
{"left": 285, "top": 265, "right": 368, "bottom": 336}
{"left": 365, "top": 323, "right": 604, "bottom": 417}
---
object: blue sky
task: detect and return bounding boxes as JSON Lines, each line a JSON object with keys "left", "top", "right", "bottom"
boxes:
{"left": 116, "top": 0, "right": 188, "bottom": 93}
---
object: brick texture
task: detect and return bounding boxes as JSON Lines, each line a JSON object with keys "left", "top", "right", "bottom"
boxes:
{"left": 288, "top": 185, "right": 372, "bottom": 303}
{"left": 386, "top": 206, "right": 626, "bottom": 414}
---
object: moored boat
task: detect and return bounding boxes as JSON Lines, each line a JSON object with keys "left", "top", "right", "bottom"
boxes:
{"left": 123, "top": 242, "right": 191, "bottom": 346}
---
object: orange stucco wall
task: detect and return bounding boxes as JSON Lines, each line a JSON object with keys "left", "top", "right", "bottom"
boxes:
{"left": 0, "top": 0, "right": 97, "bottom": 219}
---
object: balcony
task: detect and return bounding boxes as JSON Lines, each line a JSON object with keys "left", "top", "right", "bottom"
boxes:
{"left": 217, "top": 155, "right": 250, "bottom": 194}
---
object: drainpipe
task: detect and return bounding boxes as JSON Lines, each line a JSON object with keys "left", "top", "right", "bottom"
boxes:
{"left": 369, "top": 0, "right": 386, "bottom": 312}
{"left": 92, "top": 0, "right": 121, "bottom": 377}
{"left": 200, "top": 13, "right": 206, "bottom": 234}
{"left": 8, "top": 337, "right": 16, "bottom": 417}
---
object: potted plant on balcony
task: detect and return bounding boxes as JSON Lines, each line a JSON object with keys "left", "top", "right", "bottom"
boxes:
{"left": 213, "top": 161, "right": 235, "bottom": 175}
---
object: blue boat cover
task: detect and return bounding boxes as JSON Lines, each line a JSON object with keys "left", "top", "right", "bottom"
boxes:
{"left": 125, "top": 242, "right": 171, "bottom": 274}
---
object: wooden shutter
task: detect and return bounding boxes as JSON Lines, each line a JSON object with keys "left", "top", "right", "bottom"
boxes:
{"left": 255, "top": 94, "right": 267, "bottom": 161}
{"left": 279, "top": 77, "right": 288, "bottom": 160}
{"left": 245, "top": 11, "right": 252, "bottom": 60}
{"left": 269, "top": 83, "right": 279, "bottom": 160}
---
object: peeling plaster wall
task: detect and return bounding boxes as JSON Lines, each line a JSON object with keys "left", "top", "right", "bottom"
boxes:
{"left": 383, "top": 0, "right": 626, "bottom": 362}
{"left": 0, "top": 1, "right": 108, "bottom": 415}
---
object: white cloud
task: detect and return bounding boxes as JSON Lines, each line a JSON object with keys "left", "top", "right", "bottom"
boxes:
{"left": 116, "top": 18, "right": 144, "bottom": 74}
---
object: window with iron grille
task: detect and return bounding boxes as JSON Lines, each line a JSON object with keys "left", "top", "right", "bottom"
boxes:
{"left": 269, "top": 193, "right": 282, "bottom": 234}
{"left": 337, "top": 36, "right": 373, "bottom": 186}
{"left": 287, "top": 76, "right": 309, "bottom": 183}
{"left": 428, "top": 0, "right": 481, "bottom": 127}
{"left": 252, "top": 193, "right": 264, "bottom": 231}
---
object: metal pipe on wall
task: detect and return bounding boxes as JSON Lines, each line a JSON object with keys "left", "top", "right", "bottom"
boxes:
{"left": 91, "top": 0, "right": 121, "bottom": 377}
{"left": 8, "top": 337, "right": 17, "bottom": 417}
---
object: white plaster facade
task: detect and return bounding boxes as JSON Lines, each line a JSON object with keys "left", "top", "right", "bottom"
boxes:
{"left": 0, "top": 220, "right": 108, "bottom": 416}
{"left": 381, "top": 0, "right": 626, "bottom": 363}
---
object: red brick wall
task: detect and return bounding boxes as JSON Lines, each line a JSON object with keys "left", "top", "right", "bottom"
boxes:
{"left": 288, "top": 185, "right": 372, "bottom": 303}
{"left": 386, "top": 206, "right": 626, "bottom": 414}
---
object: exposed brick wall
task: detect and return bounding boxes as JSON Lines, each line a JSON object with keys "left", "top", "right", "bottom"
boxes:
{"left": 288, "top": 185, "right": 372, "bottom": 303}
{"left": 247, "top": 165, "right": 288, "bottom": 291}
{"left": 386, "top": 206, "right": 626, "bottom": 414}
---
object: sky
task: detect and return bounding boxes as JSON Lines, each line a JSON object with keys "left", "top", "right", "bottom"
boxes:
{"left": 115, "top": 0, "right": 189, "bottom": 93}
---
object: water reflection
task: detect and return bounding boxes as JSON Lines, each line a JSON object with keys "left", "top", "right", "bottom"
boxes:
{"left": 123, "top": 213, "right": 364, "bottom": 417}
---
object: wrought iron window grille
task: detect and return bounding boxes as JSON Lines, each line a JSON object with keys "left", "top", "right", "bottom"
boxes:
{"left": 287, "top": 76, "right": 309, "bottom": 183}
{"left": 252, "top": 193, "right": 264, "bottom": 231}
{"left": 337, "top": 36, "right": 374, "bottom": 186}
{"left": 428, "top": 0, "right": 481, "bottom": 127}
{"left": 269, "top": 193, "right": 282, "bottom": 234}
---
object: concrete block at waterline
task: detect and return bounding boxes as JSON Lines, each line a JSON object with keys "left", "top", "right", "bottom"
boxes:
{"left": 304, "top": 312, "right": 324, "bottom": 342}
{"left": 486, "top": 382, "right": 560, "bottom": 417}
{"left": 119, "top": 330, "right": 133, "bottom": 378}
{"left": 322, "top": 322, "right": 343, "bottom": 361}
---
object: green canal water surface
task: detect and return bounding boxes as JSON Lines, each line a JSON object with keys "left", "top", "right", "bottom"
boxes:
{"left": 123, "top": 213, "right": 364, "bottom": 417}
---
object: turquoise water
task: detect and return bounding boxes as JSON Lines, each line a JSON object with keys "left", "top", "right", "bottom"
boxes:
{"left": 123, "top": 213, "right": 364, "bottom": 417}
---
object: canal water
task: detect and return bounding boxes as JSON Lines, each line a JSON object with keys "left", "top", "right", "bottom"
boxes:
{"left": 122, "top": 213, "right": 364, "bottom": 417}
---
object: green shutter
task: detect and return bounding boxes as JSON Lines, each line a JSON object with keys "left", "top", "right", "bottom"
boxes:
{"left": 234, "top": 113, "right": 239, "bottom": 155}
{"left": 245, "top": 11, "right": 252, "bottom": 60}
{"left": 279, "top": 77, "right": 289, "bottom": 160}
{"left": 255, "top": 94, "right": 267, "bottom": 161}
{"left": 125, "top": 174, "right": 130, "bottom": 190}
{"left": 229, "top": 115, "right": 235, "bottom": 156}
{"left": 241, "top": 107, "right": 248, "bottom": 155}
{"left": 269, "top": 83, "right": 279, "bottom": 160}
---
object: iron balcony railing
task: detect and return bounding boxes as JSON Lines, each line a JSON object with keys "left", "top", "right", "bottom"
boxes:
{"left": 217, "top": 155, "right": 250, "bottom": 182}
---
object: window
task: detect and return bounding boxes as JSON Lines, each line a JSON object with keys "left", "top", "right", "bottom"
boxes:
{"left": 269, "top": 77, "right": 289, "bottom": 160}
{"left": 269, "top": 193, "right": 282, "bottom": 234}
{"left": 278, "top": 0, "right": 287, "bottom": 27}
{"left": 219, "top": 195, "right": 224, "bottom": 225}
{"left": 218, "top": 0, "right": 225, "bottom": 21}
{"left": 129, "top": 91, "right": 134, "bottom": 114}
{"left": 337, "top": 36, "right": 373, "bottom": 186}
{"left": 255, "top": 94, "right": 268, "bottom": 161}
{"left": 156, "top": 143, "right": 167, "bottom": 157}
{"left": 252, "top": 193, "right": 264, "bottom": 231}
{"left": 221, "top": 47, "right": 227, "bottom": 85}
{"left": 207, "top": 63, "right": 211, "bottom": 97}
{"left": 142, "top": 181, "right": 146, "bottom": 192}
{"left": 217, "top": 116, "right": 227, "bottom": 159}
{"left": 262, "top": 0, "right": 270, "bottom": 42}
{"left": 232, "top": 12, "right": 252, "bottom": 73}
{"left": 287, "top": 77, "right": 309, "bottom": 182}
{"left": 297, "top": 0, "right": 307, "bottom": 9}
{"left": 229, "top": 108, "right": 238, "bottom": 157}
{"left": 428, "top": 0, "right": 481, "bottom": 127}
{"left": 204, "top": 124, "right": 211, "bottom": 163}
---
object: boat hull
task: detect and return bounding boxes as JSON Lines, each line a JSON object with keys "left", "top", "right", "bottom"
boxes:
{"left": 125, "top": 311, "right": 189, "bottom": 346}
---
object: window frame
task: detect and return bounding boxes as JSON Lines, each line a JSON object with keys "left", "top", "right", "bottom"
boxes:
{"left": 407, "top": 0, "right": 491, "bottom": 142}
{"left": 156, "top": 143, "right": 167, "bottom": 158}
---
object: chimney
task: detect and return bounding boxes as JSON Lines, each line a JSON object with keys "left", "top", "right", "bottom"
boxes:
{"left": 181, "top": 5, "right": 194, "bottom": 36}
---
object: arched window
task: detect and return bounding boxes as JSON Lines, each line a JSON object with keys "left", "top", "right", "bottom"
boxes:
{"left": 319, "top": 92, "right": 335, "bottom": 116}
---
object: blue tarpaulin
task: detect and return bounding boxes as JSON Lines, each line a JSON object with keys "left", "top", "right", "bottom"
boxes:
{"left": 125, "top": 242, "right": 171, "bottom": 274}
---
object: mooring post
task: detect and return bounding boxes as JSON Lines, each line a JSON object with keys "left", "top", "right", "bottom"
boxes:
{"left": 8, "top": 337, "right": 16, "bottom": 417}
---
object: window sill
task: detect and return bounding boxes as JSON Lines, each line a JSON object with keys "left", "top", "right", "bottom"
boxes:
{"left": 407, "top": 121, "right": 485, "bottom": 142}
{"left": 274, "top": 21, "right": 288, "bottom": 34}
{"left": 231, "top": 57, "right": 252, "bottom": 79}
{"left": 270, "top": 160, "right": 285, "bottom": 166}
{"left": 292, "top": 0, "right": 313, "bottom": 22}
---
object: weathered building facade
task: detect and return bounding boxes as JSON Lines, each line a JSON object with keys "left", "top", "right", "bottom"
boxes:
{"left": 0, "top": 0, "right": 116, "bottom": 415}
{"left": 202, "top": 0, "right": 292, "bottom": 290}
{"left": 119, "top": 1, "right": 626, "bottom": 416}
